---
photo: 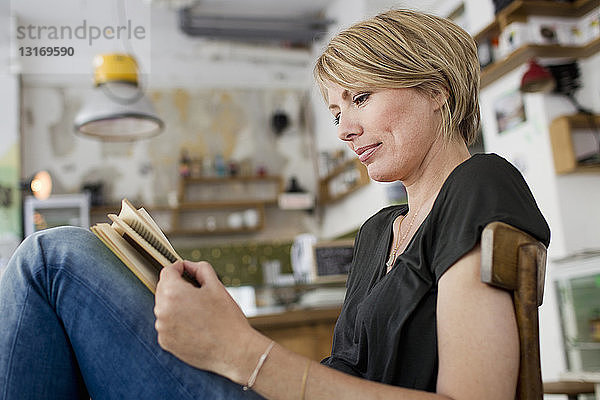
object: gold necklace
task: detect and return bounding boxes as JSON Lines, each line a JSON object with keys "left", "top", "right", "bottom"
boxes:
{"left": 386, "top": 205, "right": 421, "bottom": 269}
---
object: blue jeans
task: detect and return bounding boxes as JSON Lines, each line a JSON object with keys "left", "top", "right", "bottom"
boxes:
{"left": 0, "top": 226, "right": 264, "bottom": 400}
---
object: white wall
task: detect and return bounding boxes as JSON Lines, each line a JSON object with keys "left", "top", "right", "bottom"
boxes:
{"left": 13, "top": 0, "right": 316, "bottom": 90}
{"left": 476, "top": 3, "right": 600, "bottom": 386}
{"left": 479, "top": 66, "right": 571, "bottom": 383}
{"left": 13, "top": 1, "right": 322, "bottom": 246}
{"left": 0, "top": 2, "right": 21, "bottom": 272}
{"left": 310, "top": 0, "right": 393, "bottom": 239}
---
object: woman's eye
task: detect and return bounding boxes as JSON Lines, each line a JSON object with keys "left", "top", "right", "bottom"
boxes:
{"left": 353, "top": 93, "right": 370, "bottom": 106}
{"left": 333, "top": 114, "right": 340, "bottom": 126}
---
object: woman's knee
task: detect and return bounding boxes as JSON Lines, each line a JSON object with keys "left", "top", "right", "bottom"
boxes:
{"left": 7, "top": 226, "right": 102, "bottom": 277}
{"left": 27, "top": 226, "right": 95, "bottom": 257}
{"left": 31, "top": 225, "right": 96, "bottom": 245}
{"left": 3, "top": 225, "right": 130, "bottom": 302}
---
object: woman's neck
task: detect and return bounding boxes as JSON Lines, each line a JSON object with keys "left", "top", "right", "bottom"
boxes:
{"left": 404, "top": 138, "right": 471, "bottom": 211}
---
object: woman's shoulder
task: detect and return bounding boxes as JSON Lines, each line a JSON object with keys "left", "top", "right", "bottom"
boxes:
{"left": 439, "top": 153, "right": 531, "bottom": 203}
{"left": 433, "top": 152, "right": 550, "bottom": 247}
{"left": 367, "top": 204, "right": 406, "bottom": 224}
{"left": 448, "top": 153, "right": 520, "bottom": 184}
{"left": 436, "top": 153, "right": 533, "bottom": 206}
{"left": 359, "top": 204, "right": 407, "bottom": 237}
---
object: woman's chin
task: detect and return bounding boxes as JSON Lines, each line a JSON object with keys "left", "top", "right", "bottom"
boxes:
{"left": 366, "top": 165, "right": 398, "bottom": 183}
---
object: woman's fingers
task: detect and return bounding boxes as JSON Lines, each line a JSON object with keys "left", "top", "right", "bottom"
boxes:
{"left": 182, "top": 260, "right": 217, "bottom": 287}
{"left": 154, "top": 259, "right": 257, "bottom": 373}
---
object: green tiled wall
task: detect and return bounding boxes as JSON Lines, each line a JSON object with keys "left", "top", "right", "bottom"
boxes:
{"left": 177, "top": 241, "right": 293, "bottom": 287}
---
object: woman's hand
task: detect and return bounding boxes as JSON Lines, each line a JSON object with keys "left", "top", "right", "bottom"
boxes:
{"left": 154, "top": 260, "right": 267, "bottom": 383}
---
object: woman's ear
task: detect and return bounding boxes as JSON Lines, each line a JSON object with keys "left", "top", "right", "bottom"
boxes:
{"left": 431, "top": 90, "right": 449, "bottom": 112}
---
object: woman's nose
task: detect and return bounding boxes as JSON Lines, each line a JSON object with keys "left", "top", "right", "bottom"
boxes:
{"left": 337, "top": 114, "right": 362, "bottom": 142}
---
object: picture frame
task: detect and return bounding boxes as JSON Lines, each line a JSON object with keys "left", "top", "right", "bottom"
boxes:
{"left": 312, "top": 239, "right": 354, "bottom": 283}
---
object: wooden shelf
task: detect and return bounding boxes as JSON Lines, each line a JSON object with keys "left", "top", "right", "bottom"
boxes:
{"left": 90, "top": 203, "right": 175, "bottom": 214}
{"left": 168, "top": 225, "right": 263, "bottom": 236}
{"left": 178, "top": 175, "right": 282, "bottom": 203}
{"left": 543, "top": 380, "right": 596, "bottom": 397}
{"left": 92, "top": 176, "right": 283, "bottom": 236}
{"left": 180, "top": 175, "right": 282, "bottom": 184}
{"left": 249, "top": 306, "right": 341, "bottom": 329}
{"left": 549, "top": 113, "right": 600, "bottom": 174}
{"left": 318, "top": 158, "right": 370, "bottom": 204}
{"left": 248, "top": 306, "right": 341, "bottom": 361}
{"left": 475, "top": 0, "right": 598, "bottom": 43}
{"left": 474, "top": 0, "right": 600, "bottom": 88}
{"left": 320, "top": 158, "right": 358, "bottom": 183}
{"left": 324, "top": 179, "right": 369, "bottom": 203}
{"left": 177, "top": 200, "right": 272, "bottom": 209}
{"left": 481, "top": 38, "right": 600, "bottom": 88}
{"left": 171, "top": 176, "right": 280, "bottom": 235}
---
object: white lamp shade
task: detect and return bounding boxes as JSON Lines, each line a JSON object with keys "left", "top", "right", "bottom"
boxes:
{"left": 74, "top": 82, "right": 164, "bottom": 141}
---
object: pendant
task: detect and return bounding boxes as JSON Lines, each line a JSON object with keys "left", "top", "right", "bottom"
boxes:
{"left": 386, "top": 253, "right": 395, "bottom": 268}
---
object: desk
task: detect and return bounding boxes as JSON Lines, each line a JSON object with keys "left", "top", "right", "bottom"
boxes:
{"left": 552, "top": 372, "right": 600, "bottom": 400}
{"left": 249, "top": 306, "right": 341, "bottom": 361}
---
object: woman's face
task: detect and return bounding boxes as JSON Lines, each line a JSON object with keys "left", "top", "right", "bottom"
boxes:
{"left": 325, "top": 83, "right": 444, "bottom": 183}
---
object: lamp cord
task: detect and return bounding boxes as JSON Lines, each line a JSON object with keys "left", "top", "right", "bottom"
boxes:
{"left": 100, "top": 83, "right": 145, "bottom": 105}
{"left": 117, "top": 0, "right": 139, "bottom": 66}
{"left": 96, "top": 0, "right": 147, "bottom": 106}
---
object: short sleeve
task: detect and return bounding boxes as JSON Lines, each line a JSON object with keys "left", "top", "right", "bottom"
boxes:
{"left": 429, "top": 154, "right": 550, "bottom": 282}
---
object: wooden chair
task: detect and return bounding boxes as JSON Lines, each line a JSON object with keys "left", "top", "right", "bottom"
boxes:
{"left": 481, "top": 221, "right": 547, "bottom": 400}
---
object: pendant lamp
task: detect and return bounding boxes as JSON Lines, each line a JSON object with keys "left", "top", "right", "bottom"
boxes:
{"left": 74, "top": 53, "right": 164, "bottom": 141}
{"left": 519, "top": 59, "right": 555, "bottom": 93}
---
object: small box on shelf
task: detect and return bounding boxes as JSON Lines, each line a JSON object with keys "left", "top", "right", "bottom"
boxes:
{"left": 549, "top": 113, "right": 600, "bottom": 174}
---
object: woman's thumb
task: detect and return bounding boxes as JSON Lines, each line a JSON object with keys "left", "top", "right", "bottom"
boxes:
{"left": 182, "top": 260, "right": 216, "bottom": 286}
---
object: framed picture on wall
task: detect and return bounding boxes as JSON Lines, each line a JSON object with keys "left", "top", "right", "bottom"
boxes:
{"left": 312, "top": 240, "right": 354, "bottom": 283}
{"left": 494, "top": 90, "right": 526, "bottom": 134}
{"left": 23, "top": 193, "right": 90, "bottom": 237}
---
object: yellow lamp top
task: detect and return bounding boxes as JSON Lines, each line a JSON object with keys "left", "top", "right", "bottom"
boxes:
{"left": 93, "top": 53, "right": 139, "bottom": 86}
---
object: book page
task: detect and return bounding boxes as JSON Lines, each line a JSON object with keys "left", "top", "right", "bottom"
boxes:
{"left": 117, "top": 199, "right": 181, "bottom": 263}
{"left": 136, "top": 207, "right": 179, "bottom": 257}
{"left": 109, "top": 214, "right": 173, "bottom": 268}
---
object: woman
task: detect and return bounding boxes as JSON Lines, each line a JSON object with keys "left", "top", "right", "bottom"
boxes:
{"left": 0, "top": 9, "right": 549, "bottom": 400}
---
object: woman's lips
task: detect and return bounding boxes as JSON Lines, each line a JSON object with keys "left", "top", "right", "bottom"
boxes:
{"left": 356, "top": 143, "right": 381, "bottom": 163}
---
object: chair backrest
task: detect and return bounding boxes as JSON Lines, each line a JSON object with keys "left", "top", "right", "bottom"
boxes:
{"left": 480, "top": 221, "right": 548, "bottom": 400}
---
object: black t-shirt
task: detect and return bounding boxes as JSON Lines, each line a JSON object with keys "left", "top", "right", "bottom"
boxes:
{"left": 320, "top": 153, "right": 550, "bottom": 391}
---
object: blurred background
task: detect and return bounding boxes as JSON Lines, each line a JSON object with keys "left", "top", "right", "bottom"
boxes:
{"left": 1, "top": 1, "right": 599, "bottom": 396}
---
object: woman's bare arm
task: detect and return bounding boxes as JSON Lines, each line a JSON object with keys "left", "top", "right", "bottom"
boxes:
{"left": 436, "top": 245, "right": 519, "bottom": 400}
{"left": 154, "top": 246, "right": 519, "bottom": 400}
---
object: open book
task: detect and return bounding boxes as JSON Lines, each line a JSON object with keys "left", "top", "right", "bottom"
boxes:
{"left": 91, "top": 199, "right": 192, "bottom": 293}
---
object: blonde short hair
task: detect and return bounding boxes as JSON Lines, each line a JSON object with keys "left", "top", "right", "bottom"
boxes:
{"left": 314, "top": 9, "right": 480, "bottom": 145}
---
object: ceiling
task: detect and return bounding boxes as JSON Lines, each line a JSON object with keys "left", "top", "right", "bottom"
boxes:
{"left": 10, "top": 0, "right": 334, "bottom": 47}
{"left": 149, "top": 0, "right": 332, "bottom": 17}
{"left": 178, "top": 1, "right": 334, "bottom": 45}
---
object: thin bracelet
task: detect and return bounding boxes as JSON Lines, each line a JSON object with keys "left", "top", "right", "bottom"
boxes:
{"left": 300, "top": 359, "right": 311, "bottom": 400}
{"left": 242, "top": 340, "right": 275, "bottom": 391}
